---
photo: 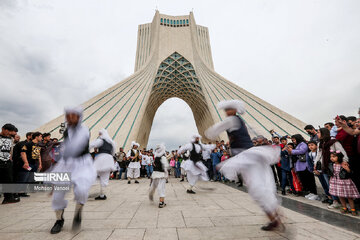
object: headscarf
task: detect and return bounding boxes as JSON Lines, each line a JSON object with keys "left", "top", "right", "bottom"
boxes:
{"left": 64, "top": 106, "right": 84, "bottom": 128}
{"left": 131, "top": 141, "right": 140, "bottom": 148}
{"left": 191, "top": 134, "right": 202, "bottom": 143}
{"left": 217, "top": 100, "right": 246, "bottom": 115}
{"left": 154, "top": 144, "right": 166, "bottom": 157}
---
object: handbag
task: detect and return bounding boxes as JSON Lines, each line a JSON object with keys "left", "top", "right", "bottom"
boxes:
{"left": 297, "top": 154, "right": 306, "bottom": 162}
{"left": 339, "top": 167, "right": 351, "bottom": 179}
{"left": 315, "top": 161, "right": 321, "bottom": 171}
{"left": 291, "top": 169, "right": 302, "bottom": 192}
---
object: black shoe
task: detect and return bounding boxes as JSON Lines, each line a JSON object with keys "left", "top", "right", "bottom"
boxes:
{"left": 281, "top": 190, "right": 286, "bottom": 196}
{"left": 293, "top": 191, "right": 300, "bottom": 197}
{"left": 19, "top": 193, "right": 30, "bottom": 197}
{"left": 72, "top": 209, "right": 82, "bottom": 232}
{"left": 261, "top": 220, "right": 279, "bottom": 231}
{"left": 95, "top": 195, "right": 107, "bottom": 200}
{"left": 322, "top": 198, "right": 332, "bottom": 204}
{"left": 187, "top": 189, "right": 196, "bottom": 194}
{"left": 2, "top": 197, "right": 20, "bottom": 204}
{"left": 159, "top": 202, "right": 166, "bottom": 208}
{"left": 50, "top": 219, "right": 64, "bottom": 234}
{"left": 128, "top": 180, "right": 131, "bottom": 184}
{"left": 180, "top": 179, "right": 184, "bottom": 182}
{"left": 135, "top": 180, "right": 139, "bottom": 184}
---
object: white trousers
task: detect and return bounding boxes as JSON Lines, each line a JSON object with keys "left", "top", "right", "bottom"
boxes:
{"left": 127, "top": 167, "right": 140, "bottom": 179}
{"left": 52, "top": 183, "right": 89, "bottom": 210}
{"left": 149, "top": 178, "right": 166, "bottom": 198}
{"left": 98, "top": 170, "right": 110, "bottom": 187}
{"left": 186, "top": 171, "right": 199, "bottom": 187}
{"left": 98, "top": 170, "right": 110, "bottom": 196}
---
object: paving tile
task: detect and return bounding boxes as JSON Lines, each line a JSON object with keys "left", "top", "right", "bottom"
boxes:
{"left": 184, "top": 217, "right": 214, "bottom": 227}
{"left": 72, "top": 229, "right": 113, "bottom": 240}
{"left": 107, "top": 228, "right": 145, "bottom": 240}
{"left": 158, "top": 210, "right": 185, "bottom": 228}
{"left": 143, "top": 228, "right": 178, "bottom": 240}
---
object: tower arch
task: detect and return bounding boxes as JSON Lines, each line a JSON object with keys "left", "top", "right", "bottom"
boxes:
{"left": 136, "top": 52, "right": 215, "bottom": 147}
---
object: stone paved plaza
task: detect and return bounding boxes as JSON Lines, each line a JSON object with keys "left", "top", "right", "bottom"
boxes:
{"left": 0, "top": 178, "right": 359, "bottom": 240}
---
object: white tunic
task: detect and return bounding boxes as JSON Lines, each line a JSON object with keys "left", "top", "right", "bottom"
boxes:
{"left": 90, "top": 138, "right": 116, "bottom": 172}
{"left": 126, "top": 149, "right": 142, "bottom": 168}
{"left": 218, "top": 145, "right": 280, "bottom": 213}
{"left": 50, "top": 124, "right": 96, "bottom": 191}
{"left": 177, "top": 142, "right": 214, "bottom": 183}
{"left": 206, "top": 116, "right": 281, "bottom": 214}
{"left": 151, "top": 156, "right": 169, "bottom": 179}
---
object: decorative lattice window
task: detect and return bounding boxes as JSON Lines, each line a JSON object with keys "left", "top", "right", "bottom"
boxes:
{"left": 150, "top": 52, "right": 206, "bottom": 112}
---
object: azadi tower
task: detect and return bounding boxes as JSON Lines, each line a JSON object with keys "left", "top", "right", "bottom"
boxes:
{"left": 37, "top": 11, "right": 308, "bottom": 148}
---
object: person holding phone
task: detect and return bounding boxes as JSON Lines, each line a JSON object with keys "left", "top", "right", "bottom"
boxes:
{"left": 21, "top": 132, "right": 43, "bottom": 176}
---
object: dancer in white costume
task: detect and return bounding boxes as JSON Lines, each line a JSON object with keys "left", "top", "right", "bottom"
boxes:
{"left": 127, "top": 141, "right": 142, "bottom": 184}
{"left": 90, "top": 129, "right": 116, "bottom": 200}
{"left": 50, "top": 107, "right": 97, "bottom": 234}
{"left": 205, "top": 100, "right": 283, "bottom": 231}
{"left": 177, "top": 134, "right": 215, "bottom": 194}
{"left": 149, "top": 144, "right": 169, "bottom": 208}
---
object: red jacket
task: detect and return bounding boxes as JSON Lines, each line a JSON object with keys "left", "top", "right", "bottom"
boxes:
{"left": 336, "top": 129, "right": 354, "bottom": 157}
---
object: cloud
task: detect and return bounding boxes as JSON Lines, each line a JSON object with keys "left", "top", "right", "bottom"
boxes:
{"left": 1, "top": 0, "right": 359, "bottom": 149}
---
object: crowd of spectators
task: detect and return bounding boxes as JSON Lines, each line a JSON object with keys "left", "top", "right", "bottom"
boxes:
{"left": 1, "top": 111, "right": 359, "bottom": 217}
{"left": 268, "top": 114, "right": 360, "bottom": 216}
{"left": 0, "top": 125, "right": 60, "bottom": 204}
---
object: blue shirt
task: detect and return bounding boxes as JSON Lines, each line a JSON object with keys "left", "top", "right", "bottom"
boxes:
{"left": 210, "top": 152, "right": 222, "bottom": 165}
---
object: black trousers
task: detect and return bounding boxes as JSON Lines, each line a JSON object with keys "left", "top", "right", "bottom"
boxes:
{"left": 204, "top": 159, "right": 213, "bottom": 180}
{"left": 0, "top": 161, "right": 14, "bottom": 199}
{"left": 349, "top": 155, "right": 360, "bottom": 192}
{"left": 297, "top": 170, "right": 317, "bottom": 194}
{"left": 271, "top": 165, "right": 282, "bottom": 184}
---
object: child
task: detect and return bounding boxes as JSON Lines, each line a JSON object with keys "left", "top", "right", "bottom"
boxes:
{"left": 149, "top": 144, "right": 169, "bottom": 208}
{"left": 304, "top": 141, "right": 319, "bottom": 200}
{"left": 280, "top": 137, "right": 287, "bottom": 148}
{"left": 280, "top": 143, "right": 295, "bottom": 195}
{"left": 174, "top": 158, "right": 181, "bottom": 178}
{"left": 220, "top": 151, "right": 229, "bottom": 182}
{"left": 328, "top": 151, "right": 359, "bottom": 216}
{"left": 111, "top": 158, "right": 120, "bottom": 180}
{"left": 210, "top": 148, "right": 222, "bottom": 181}
{"left": 221, "top": 151, "right": 229, "bottom": 162}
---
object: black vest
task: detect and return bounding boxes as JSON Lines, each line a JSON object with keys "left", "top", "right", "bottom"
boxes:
{"left": 153, "top": 156, "right": 165, "bottom": 172}
{"left": 63, "top": 128, "right": 90, "bottom": 157}
{"left": 190, "top": 143, "right": 202, "bottom": 162}
{"left": 130, "top": 149, "right": 140, "bottom": 162}
{"left": 98, "top": 139, "right": 113, "bottom": 155}
{"left": 226, "top": 116, "right": 253, "bottom": 150}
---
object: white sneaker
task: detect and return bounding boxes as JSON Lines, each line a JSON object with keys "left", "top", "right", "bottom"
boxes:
{"left": 309, "top": 194, "right": 319, "bottom": 200}
{"left": 305, "top": 193, "right": 314, "bottom": 199}
{"left": 328, "top": 201, "right": 341, "bottom": 209}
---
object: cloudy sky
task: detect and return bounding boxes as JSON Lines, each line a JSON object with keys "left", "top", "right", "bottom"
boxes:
{"left": 1, "top": 0, "right": 359, "bottom": 150}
